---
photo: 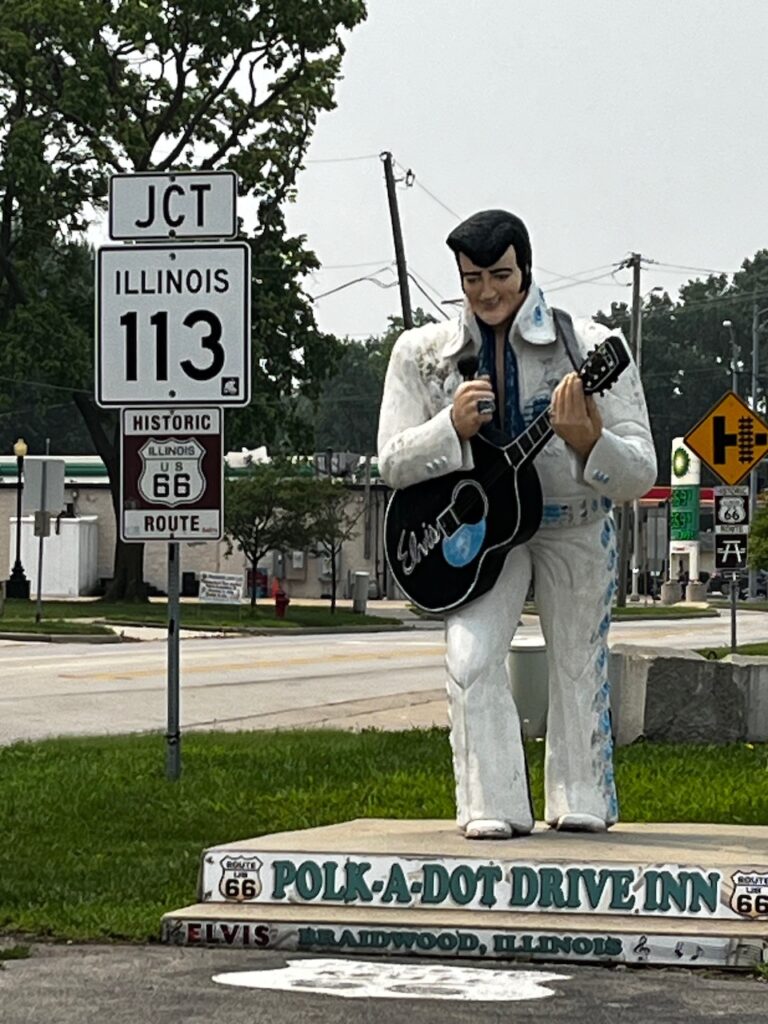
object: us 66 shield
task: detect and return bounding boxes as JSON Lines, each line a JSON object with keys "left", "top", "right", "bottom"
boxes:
{"left": 96, "top": 243, "right": 250, "bottom": 407}
{"left": 121, "top": 407, "right": 223, "bottom": 542}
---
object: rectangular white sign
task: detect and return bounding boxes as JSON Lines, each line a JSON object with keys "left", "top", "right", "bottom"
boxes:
{"left": 22, "top": 457, "right": 66, "bottom": 515}
{"left": 199, "top": 572, "right": 244, "bottom": 605}
{"left": 109, "top": 171, "right": 237, "bottom": 241}
{"left": 96, "top": 243, "right": 251, "bottom": 407}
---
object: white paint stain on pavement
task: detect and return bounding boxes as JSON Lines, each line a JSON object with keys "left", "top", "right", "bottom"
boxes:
{"left": 212, "top": 958, "right": 568, "bottom": 1001}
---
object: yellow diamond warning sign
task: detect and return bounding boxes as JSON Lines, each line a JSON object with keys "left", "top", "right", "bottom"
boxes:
{"left": 684, "top": 391, "right": 768, "bottom": 485}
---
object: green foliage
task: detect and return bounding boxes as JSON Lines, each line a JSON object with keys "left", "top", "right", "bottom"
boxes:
{"left": 0, "top": 0, "right": 367, "bottom": 593}
{"left": 303, "top": 476, "right": 364, "bottom": 609}
{"left": 315, "top": 309, "right": 437, "bottom": 454}
{"left": 748, "top": 503, "right": 768, "bottom": 572}
{"left": 0, "top": 732, "right": 766, "bottom": 941}
{"left": 223, "top": 460, "right": 318, "bottom": 601}
{"left": 595, "top": 250, "right": 768, "bottom": 485}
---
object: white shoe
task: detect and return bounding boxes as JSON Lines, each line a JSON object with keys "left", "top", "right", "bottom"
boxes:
{"left": 554, "top": 813, "right": 607, "bottom": 833}
{"left": 464, "top": 819, "right": 516, "bottom": 840}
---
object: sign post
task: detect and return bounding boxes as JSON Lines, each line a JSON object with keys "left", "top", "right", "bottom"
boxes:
{"left": 98, "top": 169, "right": 249, "bottom": 780}
{"left": 685, "top": 392, "right": 766, "bottom": 652}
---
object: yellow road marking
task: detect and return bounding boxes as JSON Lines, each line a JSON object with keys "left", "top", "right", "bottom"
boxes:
{"left": 58, "top": 646, "right": 447, "bottom": 683}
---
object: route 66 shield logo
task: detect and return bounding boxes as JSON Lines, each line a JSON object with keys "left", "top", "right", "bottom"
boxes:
{"left": 718, "top": 496, "right": 747, "bottom": 524}
{"left": 138, "top": 437, "right": 206, "bottom": 507}
{"left": 729, "top": 871, "right": 768, "bottom": 918}
{"left": 219, "top": 856, "right": 263, "bottom": 902}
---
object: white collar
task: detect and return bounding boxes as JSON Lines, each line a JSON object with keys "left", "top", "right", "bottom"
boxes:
{"left": 442, "top": 279, "right": 556, "bottom": 359}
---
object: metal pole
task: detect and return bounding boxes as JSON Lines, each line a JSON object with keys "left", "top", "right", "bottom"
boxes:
{"left": 730, "top": 571, "right": 737, "bottom": 653}
{"left": 34, "top": 454, "right": 48, "bottom": 624}
{"left": 166, "top": 541, "right": 181, "bottom": 780}
{"left": 380, "top": 151, "right": 414, "bottom": 329}
{"left": 626, "top": 253, "right": 642, "bottom": 603}
{"left": 749, "top": 303, "right": 759, "bottom": 599}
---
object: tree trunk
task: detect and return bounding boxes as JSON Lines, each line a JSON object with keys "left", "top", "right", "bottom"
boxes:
{"left": 74, "top": 393, "right": 149, "bottom": 601}
{"left": 250, "top": 555, "right": 258, "bottom": 607}
{"left": 330, "top": 542, "right": 337, "bottom": 613}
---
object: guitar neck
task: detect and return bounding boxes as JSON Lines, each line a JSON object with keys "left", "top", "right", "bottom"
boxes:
{"left": 504, "top": 409, "right": 554, "bottom": 465}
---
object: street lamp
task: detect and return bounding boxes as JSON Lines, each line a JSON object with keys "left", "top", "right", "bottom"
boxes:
{"left": 723, "top": 320, "right": 739, "bottom": 393}
{"left": 7, "top": 437, "right": 30, "bottom": 600}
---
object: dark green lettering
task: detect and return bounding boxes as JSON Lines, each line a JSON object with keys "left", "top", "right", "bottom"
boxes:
{"left": 687, "top": 871, "right": 720, "bottom": 913}
{"left": 344, "top": 861, "right": 373, "bottom": 903}
{"left": 449, "top": 865, "right": 477, "bottom": 906}
{"left": 577, "top": 868, "right": 612, "bottom": 909}
{"left": 422, "top": 864, "right": 450, "bottom": 904}
{"left": 571, "top": 936, "right": 593, "bottom": 955}
{"left": 381, "top": 863, "right": 411, "bottom": 904}
{"left": 271, "top": 860, "right": 297, "bottom": 899}
{"left": 509, "top": 866, "right": 539, "bottom": 907}
{"left": 295, "top": 860, "right": 322, "bottom": 900}
{"left": 322, "top": 861, "right": 346, "bottom": 902}
{"left": 609, "top": 870, "right": 636, "bottom": 911}
{"left": 476, "top": 865, "right": 502, "bottom": 907}
{"left": 539, "top": 867, "right": 568, "bottom": 908}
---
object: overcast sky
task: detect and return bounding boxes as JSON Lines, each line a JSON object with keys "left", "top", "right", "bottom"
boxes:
{"left": 271, "top": 0, "right": 768, "bottom": 340}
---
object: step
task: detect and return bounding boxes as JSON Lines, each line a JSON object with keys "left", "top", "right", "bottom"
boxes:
{"left": 163, "top": 818, "right": 768, "bottom": 969}
{"left": 162, "top": 901, "right": 767, "bottom": 968}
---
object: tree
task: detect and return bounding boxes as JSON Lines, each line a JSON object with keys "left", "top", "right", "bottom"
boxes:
{"left": 0, "top": 0, "right": 366, "bottom": 598}
{"left": 595, "top": 251, "right": 768, "bottom": 485}
{"left": 314, "top": 308, "right": 437, "bottom": 454}
{"left": 223, "top": 461, "right": 316, "bottom": 606}
{"left": 305, "top": 477, "right": 364, "bottom": 611}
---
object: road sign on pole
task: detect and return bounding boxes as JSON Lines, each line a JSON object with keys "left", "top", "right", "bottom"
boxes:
{"left": 96, "top": 242, "right": 251, "bottom": 407}
{"left": 684, "top": 392, "right": 768, "bottom": 485}
{"left": 121, "top": 406, "right": 223, "bottom": 542}
{"left": 109, "top": 171, "right": 237, "bottom": 241}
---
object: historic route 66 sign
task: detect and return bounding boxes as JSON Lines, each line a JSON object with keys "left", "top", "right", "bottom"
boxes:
{"left": 714, "top": 486, "right": 750, "bottom": 533}
{"left": 138, "top": 436, "right": 206, "bottom": 507}
{"left": 121, "top": 406, "right": 223, "bottom": 542}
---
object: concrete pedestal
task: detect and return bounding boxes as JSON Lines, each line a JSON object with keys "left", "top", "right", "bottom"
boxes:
{"left": 660, "top": 581, "right": 681, "bottom": 605}
{"left": 508, "top": 636, "right": 548, "bottom": 738}
{"left": 685, "top": 581, "right": 708, "bottom": 602}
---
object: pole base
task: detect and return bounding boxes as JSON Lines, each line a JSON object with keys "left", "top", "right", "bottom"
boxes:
{"left": 6, "top": 565, "right": 30, "bottom": 600}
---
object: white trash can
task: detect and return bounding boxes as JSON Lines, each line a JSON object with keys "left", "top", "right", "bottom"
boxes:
{"left": 352, "top": 571, "right": 369, "bottom": 614}
{"left": 508, "top": 636, "right": 548, "bottom": 739}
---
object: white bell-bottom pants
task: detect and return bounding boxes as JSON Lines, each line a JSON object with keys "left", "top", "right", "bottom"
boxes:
{"left": 444, "top": 515, "right": 618, "bottom": 830}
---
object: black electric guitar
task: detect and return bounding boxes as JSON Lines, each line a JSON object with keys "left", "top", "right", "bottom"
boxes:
{"left": 383, "top": 336, "right": 630, "bottom": 613}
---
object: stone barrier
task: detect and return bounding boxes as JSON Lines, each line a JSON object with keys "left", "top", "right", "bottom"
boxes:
{"left": 609, "top": 645, "right": 768, "bottom": 745}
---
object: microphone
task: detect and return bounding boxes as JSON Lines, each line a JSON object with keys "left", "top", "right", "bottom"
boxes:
{"left": 456, "top": 355, "right": 494, "bottom": 416}
{"left": 457, "top": 355, "right": 479, "bottom": 381}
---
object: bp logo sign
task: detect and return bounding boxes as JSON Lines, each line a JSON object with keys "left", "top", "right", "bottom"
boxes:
{"left": 138, "top": 437, "right": 206, "bottom": 507}
{"left": 672, "top": 447, "right": 690, "bottom": 479}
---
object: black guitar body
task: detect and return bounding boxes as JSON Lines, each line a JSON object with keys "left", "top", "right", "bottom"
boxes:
{"left": 382, "top": 334, "right": 631, "bottom": 614}
{"left": 384, "top": 434, "right": 543, "bottom": 614}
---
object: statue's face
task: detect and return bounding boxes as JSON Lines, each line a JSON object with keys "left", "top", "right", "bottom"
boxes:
{"left": 458, "top": 244, "right": 527, "bottom": 328}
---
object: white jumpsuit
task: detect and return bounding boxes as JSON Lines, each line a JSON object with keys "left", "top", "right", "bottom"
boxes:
{"left": 377, "top": 283, "right": 657, "bottom": 830}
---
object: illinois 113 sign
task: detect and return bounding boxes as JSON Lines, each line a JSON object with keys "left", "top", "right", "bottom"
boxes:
{"left": 121, "top": 406, "right": 223, "bottom": 542}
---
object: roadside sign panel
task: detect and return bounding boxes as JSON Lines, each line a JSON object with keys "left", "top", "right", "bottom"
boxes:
{"left": 685, "top": 392, "right": 768, "bottom": 485}
{"left": 199, "top": 572, "right": 244, "bottom": 605}
{"left": 121, "top": 407, "right": 223, "bottom": 542}
{"left": 714, "top": 486, "right": 750, "bottom": 534}
{"left": 22, "top": 457, "right": 66, "bottom": 515}
{"left": 715, "top": 533, "right": 748, "bottom": 572}
{"left": 96, "top": 242, "right": 251, "bottom": 407}
{"left": 109, "top": 171, "right": 237, "bottom": 241}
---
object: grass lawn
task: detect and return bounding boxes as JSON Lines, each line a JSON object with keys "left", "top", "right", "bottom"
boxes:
{"left": 0, "top": 730, "right": 766, "bottom": 943}
{"left": 698, "top": 642, "right": 768, "bottom": 659}
{"left": 0, "top": 618, "right": 115, "bottom": 636}
{"left": 1, "top": 599, "right": 401, "bottom": 630}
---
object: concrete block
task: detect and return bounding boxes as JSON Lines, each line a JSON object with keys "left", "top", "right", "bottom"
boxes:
{"left": 724, "top": 656, "right": 768, "bottom": 742}
{"left": 609, "top": 645, "right": 703, "bottom": 746}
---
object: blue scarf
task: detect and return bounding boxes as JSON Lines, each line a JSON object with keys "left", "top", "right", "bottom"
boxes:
{"left": 476, "top": 321, "right": 525, "bottom": 438}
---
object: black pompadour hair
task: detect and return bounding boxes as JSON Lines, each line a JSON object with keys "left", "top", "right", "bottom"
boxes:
{"left": 446, "top": 209, "right": 532, "bottom": 291}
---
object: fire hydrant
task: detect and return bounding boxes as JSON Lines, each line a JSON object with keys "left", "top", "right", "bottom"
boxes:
{"left": 274, "top": 588, "right": 290, "bottom": 619}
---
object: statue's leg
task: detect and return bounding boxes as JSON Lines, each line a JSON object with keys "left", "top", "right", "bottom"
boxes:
{"left": 530, "top": 515, "right": 618, "bottom": 828}
{"left": 444, "top": 544, "right": 534, "bottom": 834}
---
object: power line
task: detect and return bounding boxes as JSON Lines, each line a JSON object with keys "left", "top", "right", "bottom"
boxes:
{"left": 545, "top": 271, "right": 626, "bottom": 294}
{"left": 305, "top": 153, "right": 379, "bottom": 164}
{"left": 309, "top": 267, "right": 397, "bottom": 302}
{"left": 537, "top": 262, "right": 624, "bottom": 285}
{"left": 644, "top": 260, "right": 736, "bottom": 276}
{"left": 406, "top": 271, "right": 450, "bottom": 320}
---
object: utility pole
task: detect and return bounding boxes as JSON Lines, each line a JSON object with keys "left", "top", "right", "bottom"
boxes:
{"left": 380, "top": 151, "right": 413, "bottom": 329}
{"left": 618, "top": 253, "right": 643, "bottom": 605}
{"left": 749, "top": 301, "right": 761, "bottom": 599}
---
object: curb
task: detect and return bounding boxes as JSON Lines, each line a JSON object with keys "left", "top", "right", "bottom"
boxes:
{"left": 0, "top": 631, "right": 124, "bottom": 644}
{"left": 103, "top": 619, "right": 416, "bottom": 636}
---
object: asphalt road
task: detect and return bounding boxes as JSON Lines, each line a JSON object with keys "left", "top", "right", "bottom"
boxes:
{"left": 1, "top": 945, "right": 767, "bottom": 1024}
{"left": 2, "top": 612, "right": 768, "bottom": 745}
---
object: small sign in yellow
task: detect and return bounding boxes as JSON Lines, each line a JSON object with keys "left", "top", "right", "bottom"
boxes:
{"left": 685, "top": 391, "right": 768, "bottom": 485}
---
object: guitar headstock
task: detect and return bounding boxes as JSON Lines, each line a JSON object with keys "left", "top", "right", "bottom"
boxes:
{"left": 578, "top": 335, "right": 630, "bottom": 396}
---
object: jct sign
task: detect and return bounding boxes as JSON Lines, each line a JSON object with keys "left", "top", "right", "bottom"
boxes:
{"left": 121, "top": 407, "right": 223, "bottom": 542}
{"left": 96, "top": 242, "right": 251, "bottom": 407}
